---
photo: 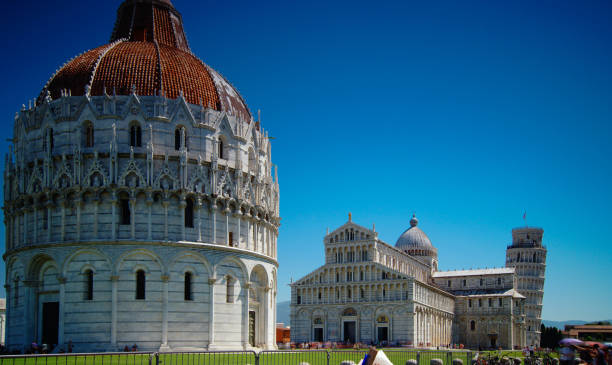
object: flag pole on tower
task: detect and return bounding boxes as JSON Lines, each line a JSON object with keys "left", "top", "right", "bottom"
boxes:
{"left": 523, "top": 210, "right": 527, "bottom": 227}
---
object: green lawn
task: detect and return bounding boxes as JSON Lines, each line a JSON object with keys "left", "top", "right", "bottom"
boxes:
{"left": 0, "top": 350, "right": 488, "bottom": 365}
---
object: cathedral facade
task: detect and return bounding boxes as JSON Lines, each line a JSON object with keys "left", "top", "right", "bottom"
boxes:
{"left": 4, "top": 0, "right": 279, "bottom": 352}
{"left": 290, "top": 215, "right": 547, "bottom": 349}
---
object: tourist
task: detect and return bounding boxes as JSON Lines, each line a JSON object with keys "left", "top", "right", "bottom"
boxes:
{"left": 593, "top": 345, "right": 607, "bottom": 365}
{"left": 559, "top": 345, "right": 576, "bottom": 365}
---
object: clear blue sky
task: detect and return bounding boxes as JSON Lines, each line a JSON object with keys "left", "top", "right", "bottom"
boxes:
{"left": 1, "top": 0, "right": 611, "bottom": 321}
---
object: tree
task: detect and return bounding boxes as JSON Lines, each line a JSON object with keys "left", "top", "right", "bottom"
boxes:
{"left": 540, "top": 324, "right": 563, "bottom": 349}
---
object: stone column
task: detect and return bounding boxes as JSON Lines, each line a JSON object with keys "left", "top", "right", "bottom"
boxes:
{"left": 47, "top": 202, "right": 53, "bottom": 242}
{"left": 254, "top": 222, "right": 258, "bottom": 252}
{"left": 196, "top": 198, "right": 203, "bottom": 242}
{"left": 225, "top": 209, "right": 229, "bottom": 245}
{"left": 33, "top": 206, "right": 38, "bottom": 244}
{"left": 247, "top": 218, "right": 251, "bottom": 249}
{"left": 237, "top": 213, "right": 241, "bottom": 247}
{"left": 130, "top": 197, "right": 136, "bottom": 240}
{"left": 94, "top": 200, "right": 99, "bottom": 239}
{"left": 243, "top": 282, "right": 251, "bottom": 349}
{"left": 180, "top": 196, "right": 186, "bottom": 241}
{"left": 22, "top": 208, "right": 27, "bottom": 245}
{"left": 146, "top": 194, "right": 153, "bottom": 240}
{"left": 111, "top": 196, "right": 117, "bottom": 240}
{"left": 60, "top": 199, "right": 66, "bottom": 242}
{"left": 263, "top": 286, "right": 271, "bottom": 347}
{"left": 57, "top": 276, "right": 66, "bottom": 347}
{"left": 208, "top": 277, "right": 217, "bottom": 349}
{"left": 110, "top": 275, "right": 119, "bottom": 348}
{"left": 211, "top": 204, "right": 217, "bottom": 244}
{"left": 163, "top": 200, "right": 169, "bottom": 241}
{"left": 23, "top": 281, "right": 34, "bottom": 348}
{"left": 75, "top": 196, "right": 82, "bottom": 241}
{"left": 160, "top": 275, "right": 170, "bottom": 350}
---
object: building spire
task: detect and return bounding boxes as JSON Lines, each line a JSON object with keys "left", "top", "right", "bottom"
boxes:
{"left": 348, "top": 212, "right": 352, "bottom": 222}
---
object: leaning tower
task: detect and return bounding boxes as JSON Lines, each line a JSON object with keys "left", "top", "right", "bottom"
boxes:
{"left": 506, "top": 227, "right": 547, "bottom": 347}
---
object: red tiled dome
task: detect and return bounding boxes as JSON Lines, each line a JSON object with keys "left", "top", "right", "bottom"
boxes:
{"left": 38, "top": 0, "right": 251, "bottom": 122}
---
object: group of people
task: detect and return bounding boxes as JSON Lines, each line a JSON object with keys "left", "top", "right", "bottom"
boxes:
{"left": 122, "top": 344, "right": 139, "bottom": 352}
{"left": 559, "top": 344, "right": 610, "bottom": 365}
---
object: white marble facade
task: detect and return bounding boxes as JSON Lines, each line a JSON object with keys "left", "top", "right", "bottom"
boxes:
{"left": 291, "top": 215, "right": 540, "bottom": 350}
{"left": 4, "top": 92, "right": 279, "bottom": 352}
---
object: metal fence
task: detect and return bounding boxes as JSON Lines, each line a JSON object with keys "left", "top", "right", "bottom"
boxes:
{"left": 0, "top": 352, "right": 155, "bottom": 365}
{"left": 0, "top": 349, "right": 477, "bottom": 365}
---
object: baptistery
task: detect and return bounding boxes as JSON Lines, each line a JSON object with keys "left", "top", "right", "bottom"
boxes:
{"left": 4, "top": 0, "right": 279, "bottom": 352}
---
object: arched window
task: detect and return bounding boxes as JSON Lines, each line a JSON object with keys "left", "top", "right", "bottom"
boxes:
{"left": 42, "top": 208, "right": 48, "bottom": 230}
{"left": 85, "top": 269, "right": 94, "bottom": 300}
{"left": 533, "top": 253, "right": 536, "bottom": 262}
{"left": 175, "top": 129, "right": 180, "bottom": 150}
{"left": 185, "top": 198, "right": 194, "bottom": 228}
{"left": 120, "top": 198, "right": 131, "bottom": 225}
{"left": 184, "top": 272, "right": 193, "bottom": 301}
{"left": 497, "top": 278, "right": 502, "bottom": 285}
{"left": 480, "top": 278, "right": 483, "bottom": 286}
{"left": 172, "top": 127, "right": 188, "bottom": 150}
{"left": 84, "top": 122, "right": 94, "bottom": 147}
{"left": 136, "top": 270, "right": 146, "bottom": 299}
{"left": 470, "top": 320, "right": 476, "bottom": 331}
{"left": 130, "top": 123, "right": 142, "bottom": 147}
{"left": 226, "top": 276, "right": 235, "bottom": 303}
{"left": 218, "top": 138, "right": 224, "bottom": 159}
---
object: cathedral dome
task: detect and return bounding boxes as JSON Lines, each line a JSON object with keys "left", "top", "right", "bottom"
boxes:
{"left": 395, "top": 215, "right": 437, "bottom": 256}
{"left": 37, "top": 0, "right": 252, "bottom": 122}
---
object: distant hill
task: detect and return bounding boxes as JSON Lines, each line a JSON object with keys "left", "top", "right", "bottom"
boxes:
{"left": 277, "top": 300, "right": 291, "bottom": 326}
{"left": 541, "top": 320, "right": 612, "bottom": 330}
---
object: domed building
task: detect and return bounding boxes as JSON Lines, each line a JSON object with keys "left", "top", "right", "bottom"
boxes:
{"left": 4, "top": 0, "right": 279, "bottom": 352}
{"left": 395, "top": 215, "right": 438, "bottom": 271}
{"left": 291, "top": 214, "right": 541, "bottom": 349}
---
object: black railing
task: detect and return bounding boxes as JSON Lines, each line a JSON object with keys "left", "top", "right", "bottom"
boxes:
{"left": 0, "top": 349, "right": 477, "bottom": 365}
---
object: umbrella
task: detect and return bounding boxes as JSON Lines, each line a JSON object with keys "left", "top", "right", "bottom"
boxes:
{"left": 560, "top": 338, "right": 584, "bottom": 346}
{"left": 583, "top": 341, "right": 606, "bottom": 348}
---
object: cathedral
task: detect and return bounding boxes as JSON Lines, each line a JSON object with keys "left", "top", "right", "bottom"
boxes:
{"left": 290, "top": 214, "right": 547, "bottom": 349}
{"left": 3, "top": 0, "right": 279, "bottom": 352}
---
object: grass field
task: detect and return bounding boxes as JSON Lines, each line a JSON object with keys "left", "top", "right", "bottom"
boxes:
{"left": 0, "top": 349, "right": 552, "bottom": 365}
